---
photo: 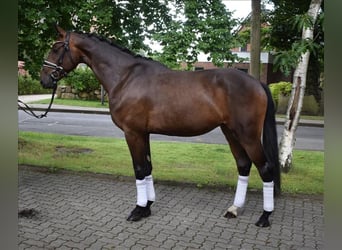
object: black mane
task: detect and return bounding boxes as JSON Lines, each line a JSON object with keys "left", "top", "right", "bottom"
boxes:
{"left": 75, "top": 31, "right": 153, "bottom": 61}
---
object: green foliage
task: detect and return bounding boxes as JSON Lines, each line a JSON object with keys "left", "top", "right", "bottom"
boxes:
{"left": 292, "top": 13, "right": 315, "bottom": 31}
{"left": 18, "top": 0, "right": 240, "bottom": 75}
{"left": 269, "top": 81, "right": 292, "bottom": 106}
{"left": 234, "top": 6, "right": 273, "bottom": 51}
{"left": 18, "top": 0, "right": 171, "bottom": 78}
{"left": 273, "top": 38, "right": 321, "bottom": 76}
{"left": 153, "top": 0, "right": 239, "bottom": 69}
{"left": 18, "top": 0, "right": 83, "bottom": 78}
{"left": 60, "top": 67, "right": 99, "bottom": 93}
{"left": 268, "top": 0, "right": 324, "bottom": 77}
{"left": 18, "top": 75, "right": 51, "bottom": 95}
{"left": 267, "top": 0, "right": 312, "bottom": 50}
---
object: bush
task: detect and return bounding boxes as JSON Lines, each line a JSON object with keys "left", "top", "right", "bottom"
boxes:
{"left": 18, "top": 75, "right": 51, "bottom": 95}
{"left": 269, "top": 82, "right": 320, "bottom": 115}
{"left": 269, "top": 81, "right": 292, "bottom": 107}
{"left": 302, "top": 95, "right": 319, "bottom": 115}
{"left": 60, "top": 67, "right": 100, "bottom": 93}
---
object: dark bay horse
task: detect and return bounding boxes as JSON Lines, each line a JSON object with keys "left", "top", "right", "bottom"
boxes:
{"left": 40, "top": 26, "right": 280, "bottom": 227}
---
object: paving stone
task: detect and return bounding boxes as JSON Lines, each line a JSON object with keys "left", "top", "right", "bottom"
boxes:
{"left": 18, "top": 166, "right": 324, "bottom": 249}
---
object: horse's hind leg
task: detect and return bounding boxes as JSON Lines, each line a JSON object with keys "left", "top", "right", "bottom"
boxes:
{"left": 241, "top": 137, "right": 274, "bottom": 227}
{"left": 221, "top": 126, "right": 252, "bottom": 218}
{"left": 222, "top": 125, "right": 274, "bottom": 227}
{"left": 124, "top": 131, "right": 155, "bottom": 221}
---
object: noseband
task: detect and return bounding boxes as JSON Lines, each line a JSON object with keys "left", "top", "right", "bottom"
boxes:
{"left": 43, "top": 32, "right": 75, "bottom": 85}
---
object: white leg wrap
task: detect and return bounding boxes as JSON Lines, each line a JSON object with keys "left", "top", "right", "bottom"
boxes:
{"left": 136, "top": 179, "right": 147, "bottom": 207}
{"left": 145, "top": 175, "right": 156, "bottom": 202}
{"left": 263, "top": 181, "right": 274, "bottom": 212}
{"left": 233, "top": 175, "right": 249, "bottom": 208}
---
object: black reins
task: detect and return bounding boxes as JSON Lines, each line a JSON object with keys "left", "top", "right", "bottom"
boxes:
{"left": 18, "top": 32, "right": 73, "bottom": 119}
{"left": 18, "top": 86, "right": 57, "bottom": 119}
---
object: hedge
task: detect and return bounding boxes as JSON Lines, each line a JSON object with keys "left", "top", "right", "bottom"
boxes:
{"left": 269, "top": 81, "right": 321, "bottom": 115}
{"left": 60, "top": 67, "right": 100, "bottom": 93}
{"left": 269, "top": 81, "right": 292, "bottom": 107}
{"left": 18, "top": 75, "right": 51, "bottom": 95}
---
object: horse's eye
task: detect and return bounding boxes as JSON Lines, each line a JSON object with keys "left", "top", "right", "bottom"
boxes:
{"left": 52, "top": 47, "right": 60, "bottom": 53}
{"left": 52, "top": 44, "right": 63, "bottom": 53}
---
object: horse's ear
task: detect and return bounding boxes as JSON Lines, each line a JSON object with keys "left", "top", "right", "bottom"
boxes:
{"left": 54, "top": 24, "right": 66, "bottom": 37}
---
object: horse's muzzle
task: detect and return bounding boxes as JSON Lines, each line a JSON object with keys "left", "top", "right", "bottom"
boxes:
{"left": 40, "top": 78, "right": 57, "bottom": 89}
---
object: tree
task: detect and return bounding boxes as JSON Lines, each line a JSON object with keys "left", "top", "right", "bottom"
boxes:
{"left": 268, "top": 0, "right": 324, "bottom": 100}
{"left": 18, "top": 0, "right": 239, "bottom": 77}
{"left": 151, "top": 0, "right": 239, "bottom": 69}
{"left": 18, "top": 0, "right": 172, "bottom": 78}
{"left": 250, "top": 0, "right": 261, "bottom": 79}
{"left": 275, "top": 0, "right": 323, "bottom": 172}
{"left": 18, "top": 0, "right": 79, "bottom": 77}
{"left": 233, "top": 4, "right": 273, "bottom": 53}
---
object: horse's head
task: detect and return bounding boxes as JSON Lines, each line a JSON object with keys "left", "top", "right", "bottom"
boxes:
{"left": 40, "top": 25, "right": 79, "bottom": 89}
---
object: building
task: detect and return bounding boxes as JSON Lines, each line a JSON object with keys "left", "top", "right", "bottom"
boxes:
{"left": 187, "top": 50, "right": 291, "bottom": 85}
{"left": 182, "top": 12, "right": 292, "bottom": 85}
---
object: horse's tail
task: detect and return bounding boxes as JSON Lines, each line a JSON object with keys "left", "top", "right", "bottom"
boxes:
{"left": 261, "top": 83, "right": 281, "bottom": 196}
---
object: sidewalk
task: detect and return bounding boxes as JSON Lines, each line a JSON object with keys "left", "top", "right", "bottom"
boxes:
{"left": 18, "top": 165, "right": 324, "bottom": 249}
{"left": 18, "top": 94, "right": 324, "bottom": 127}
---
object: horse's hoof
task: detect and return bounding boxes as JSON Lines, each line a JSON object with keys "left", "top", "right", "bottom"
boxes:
{"left": 146, "top": 200, "right": 154, "bottom": 208}
{"left": 255, "top": 210, "right": 272, "bottom": 227}
{"left": 224, "top": 211, "right": 237, "bottom": 218}
{"left": 224, "top": 205, "right": 238, "bottom": 218}
{"left": 255, "top": 218, "right": 270, "bottom": 227}
{"left": 126, "top": 205, "right": 151, "bottom": 222}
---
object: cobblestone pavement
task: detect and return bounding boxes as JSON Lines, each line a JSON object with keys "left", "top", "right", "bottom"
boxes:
{"left": 18, "top": 166, "right": 324, "bottom": 250}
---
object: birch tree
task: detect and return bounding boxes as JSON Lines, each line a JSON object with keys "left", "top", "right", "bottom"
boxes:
{"left": 278, "top": 0, "right": 322, "bottom": 172}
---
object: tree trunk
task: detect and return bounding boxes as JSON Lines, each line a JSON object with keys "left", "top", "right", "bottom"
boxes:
{"left": 279, "top": 0, "right": 322, "bottom": 172}
{"left": 250, "top": 0, "right": 261, "bottom": 80}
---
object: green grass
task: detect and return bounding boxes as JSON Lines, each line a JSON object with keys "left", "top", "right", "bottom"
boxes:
{"left": 32, "top": 98, "right": 324, "bottom": 120}
{"left": 31, "top": 98, "right": 109, "bottom": 108}
{"left": 18, "top": 131, "right": 324, "bottom": 194}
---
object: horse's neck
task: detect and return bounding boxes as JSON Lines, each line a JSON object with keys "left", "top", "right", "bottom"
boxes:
{"left": 77, "top": 40, "right": 137, "bottom": 93}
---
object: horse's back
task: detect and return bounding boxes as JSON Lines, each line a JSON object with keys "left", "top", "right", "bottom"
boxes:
{"left": 112, "top": 66, "right": 268, "bottom": 136}
{"left": 150, "top": 68, "right": 267, "bottom": 135}
{"left": 157, "top": 68, "right": 266, "bottom": 99}
{"left": 177, "top": 68, "right": 268, "bottom": 119}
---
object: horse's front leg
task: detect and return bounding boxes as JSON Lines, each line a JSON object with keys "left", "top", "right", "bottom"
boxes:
{"left": 124, "top": 131, "right": 155, "bottom": 222}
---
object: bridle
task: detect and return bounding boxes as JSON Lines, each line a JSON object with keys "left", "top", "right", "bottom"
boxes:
{"left": 18, "top": 32, "right": 75, "bottom": 119}
{"left": 42, "top": 31, "right": 75, "bottom": 86}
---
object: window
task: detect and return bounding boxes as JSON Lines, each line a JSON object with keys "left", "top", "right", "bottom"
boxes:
{"left": 237, "top": 68, "right": 248, "bottom": 73}
{"left": 240, "top": 45, "right": 247, "bottom": 52}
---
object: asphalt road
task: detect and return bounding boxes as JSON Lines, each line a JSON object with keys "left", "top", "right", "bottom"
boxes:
{"left": 18, "top": 110, "right": 324, "bottom": 151}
